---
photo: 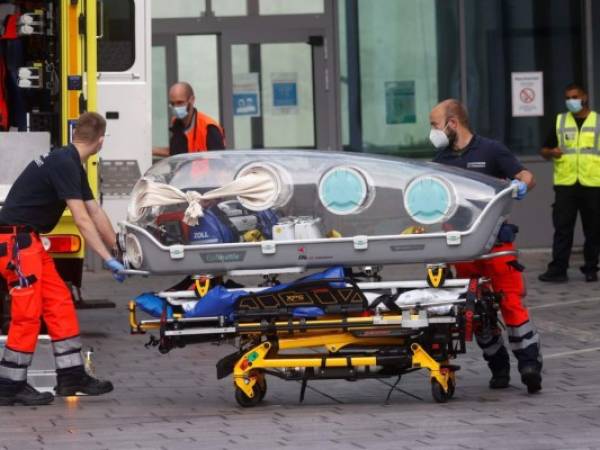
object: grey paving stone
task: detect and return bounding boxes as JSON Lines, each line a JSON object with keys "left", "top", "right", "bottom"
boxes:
{"left": 1, "top": 251, "right": 600, "bottom": 449}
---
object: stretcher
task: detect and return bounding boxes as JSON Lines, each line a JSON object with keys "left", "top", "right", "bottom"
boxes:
{"left": 121, "top": 150, "right": 515, "bottom": 406}
{"left": 127, "top": 262, "right": 509, "bottom": 406}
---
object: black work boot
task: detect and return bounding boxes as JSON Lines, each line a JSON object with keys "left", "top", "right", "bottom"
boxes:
{"left": 489, "top": 368, "right": 510, "bottom": 389}
{"left": 55, "top": 366, "right": 113, "bottom": 396}
{"left": 580, "top": 267, "right": 598, "bottom": 282}
{"left": 584, "top": 272, "right": 598, "bottom": 282}
{"left": 483, "top": 345, "right": 511, "bottom": 389}
{"left": 538, "top": 270, "right": 568, "bottom": 283}
{"left": 0, "top": 381, "right": 54, "bottom": 406}
{"left": 520, "top": 365, "right": 542, "bottom": 394}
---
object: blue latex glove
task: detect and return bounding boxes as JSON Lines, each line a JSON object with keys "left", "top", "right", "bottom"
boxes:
{"left": 104, "top": 258, "right": 126, "bottom": 283}
{"left": 511, "top": 179, "right": 528, "bottom": 200}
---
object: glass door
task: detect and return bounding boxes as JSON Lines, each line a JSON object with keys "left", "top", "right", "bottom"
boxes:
{"left": 222, "top": 32, "right": 331, "bottom": 150}
{"left": 231, "top": 42, "right": 316, "bottom": 148}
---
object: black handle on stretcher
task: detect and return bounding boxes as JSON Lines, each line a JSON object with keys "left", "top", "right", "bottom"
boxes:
{"left": 464, "top": 277, "right": 479, "bottom": 342}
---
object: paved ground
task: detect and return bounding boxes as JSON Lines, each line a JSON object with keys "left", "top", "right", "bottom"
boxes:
{"left": 1, "top": 250, "right": 600, "bottom": 450}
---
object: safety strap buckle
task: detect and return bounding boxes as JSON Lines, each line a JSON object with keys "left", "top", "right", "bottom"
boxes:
{"left": 426, "top": 264, "right": 447, "bottom": 288}
{"left": 194, "top": 277, "right": 211, "bottom": 298}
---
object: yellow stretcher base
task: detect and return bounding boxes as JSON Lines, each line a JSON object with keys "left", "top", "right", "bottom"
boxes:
{"left": 128, "top": 300, "right": 461, "bottom": 406}
{"left": 232, "top": 338, "right": 456, "bottom": 406}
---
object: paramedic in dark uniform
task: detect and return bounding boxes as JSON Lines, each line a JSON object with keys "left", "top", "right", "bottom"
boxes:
{"left": 0, "top": 112, "right": 123, "bottom": 406}
{"left": 429, "top": 99, "right": 542, "bottom": 394}
{"left": 152, "top": 81, "right": 225, "bottom": 157}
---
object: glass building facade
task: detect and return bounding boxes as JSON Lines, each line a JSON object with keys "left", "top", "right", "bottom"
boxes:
{"left": 339, "top": 0, "right": 594, "bottom": 157}
{"left": 151, "top": 0, "right": 598, "bottom": 158}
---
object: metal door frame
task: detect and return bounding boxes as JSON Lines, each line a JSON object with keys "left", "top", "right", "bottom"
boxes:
{"left": 151, "top": 35, "right": 178, "bottom": 89}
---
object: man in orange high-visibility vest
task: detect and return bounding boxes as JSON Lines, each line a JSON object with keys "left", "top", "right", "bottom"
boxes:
{"left": 153, "top": 82, "right": 225, "bottom": 157}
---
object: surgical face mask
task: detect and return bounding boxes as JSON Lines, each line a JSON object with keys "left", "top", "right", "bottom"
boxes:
{"left": 172, "top": 104, "right": 189, "bottom": 120}
{"left": 429, "top": 124, "right": 449, "bottom": 149}
{"left": 566, "top": 98, "right": 583, "bottom": 114}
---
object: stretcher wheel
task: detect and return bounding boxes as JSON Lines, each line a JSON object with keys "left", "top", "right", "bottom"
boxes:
{"left": 235, "top": 383, "right": 264, "bottom": 408}
{"left": 446, "top": 378, "right": 455, "bottom": 399}
{"left": 431, "top": 379, "right": 449, "bottom": 404}
{"left": 256, "top": 376, "right": 267, "bottom": 401}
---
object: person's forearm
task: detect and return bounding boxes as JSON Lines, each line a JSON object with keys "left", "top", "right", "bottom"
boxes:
{"left": 540, "top": 147, "right": 555, "bottom": 160}
{"left": 89, "top": 207, "right": 117, "bottom": 250}
{"left": 75, "top": 215, "right": 112, "bottom": 261}
{"left": 152, "top": 146, "right": 169, "bottom": 157}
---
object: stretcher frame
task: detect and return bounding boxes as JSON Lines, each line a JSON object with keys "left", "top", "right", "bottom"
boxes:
{"left": 127, "top": 260, "right": 507, "bottom": 406}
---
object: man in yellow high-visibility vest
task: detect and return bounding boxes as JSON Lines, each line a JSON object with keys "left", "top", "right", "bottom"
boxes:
{"left": 539, "top": 83, "right": 600, "bottom": 283}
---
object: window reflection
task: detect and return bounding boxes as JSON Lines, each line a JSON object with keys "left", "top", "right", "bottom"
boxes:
{"left": 98, "top": 0, "right": 135, "bottom": 72}
{"left": 466, "top": 0, "right": 583, "bottom": 155}
{"left": 355, "top": 0, "right": 459, "bottom": 157}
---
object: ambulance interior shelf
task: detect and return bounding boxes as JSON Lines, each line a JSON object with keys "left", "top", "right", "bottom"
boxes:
{"left": 0, "top": 1, "right": 60, "bottom": 141}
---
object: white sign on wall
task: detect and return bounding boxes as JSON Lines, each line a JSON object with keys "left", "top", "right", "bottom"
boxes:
{"left": 233, "top": 73, "right": 261, "bottom": 117}
{"left": 511, "top": 71, "right": 544, "bottom": 117}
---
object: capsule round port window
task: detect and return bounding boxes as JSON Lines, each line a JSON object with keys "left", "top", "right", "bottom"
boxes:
{"left": 124, "top": 233, "right": 144, "bottom": 269}
{"left": 318, "top": 166, "right": 373, "bottom": 215}
{"left": 235, "top": 162, "right": 293, "bottom": 211}
{"left": 403, "top": 175, "right": 457, "bottom": 225}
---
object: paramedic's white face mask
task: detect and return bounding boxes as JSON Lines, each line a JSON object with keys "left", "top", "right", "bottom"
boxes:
{"left": 172, "top": 105, "right": 189, "bottom": 120}
{"left": 429, "top": 123, "right": 450, "bottom": 149}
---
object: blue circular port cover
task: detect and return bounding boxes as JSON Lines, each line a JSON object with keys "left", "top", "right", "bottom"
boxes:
{"left": 404, "top": 175, "right": 457, "bottom": 225}
{"left": 318, "top": 166, "right": 370, "bottom": 215}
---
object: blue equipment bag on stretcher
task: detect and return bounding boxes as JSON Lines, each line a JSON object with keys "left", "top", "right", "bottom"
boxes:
{"left": 134, "top": 288, "right": 248, "bottom": 319}
{"left": 183, "top": 266, "right": 349, "bottom": 319}
{"left": 184, "top": 286, "right": 248, "bottom": 318}
{"left": 135, "top": 293, "right": 173, "bottom": 318}
{"left": 134, "top": 266, "right": 362, "bottom": 320}
{"left": 234, "top": 266, "right": 366, "bottom": 319}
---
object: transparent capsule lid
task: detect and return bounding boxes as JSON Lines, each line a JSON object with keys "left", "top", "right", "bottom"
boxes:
{"left": 127, "top": 150, "right": 508, "bottom": 247}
